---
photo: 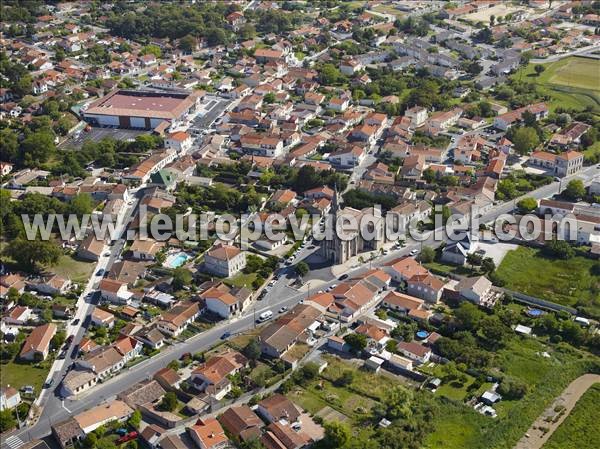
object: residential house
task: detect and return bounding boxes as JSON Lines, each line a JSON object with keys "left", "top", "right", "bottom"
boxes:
{"left": 455, "top": 275, "right": 494, "bottom": 306}
{"left": 156, "top": 301, "right": 200, "bottom": 337}
{"left": 130, "top": 239, "right": 164, "bottom": 261}
{"left": 259, "top": 304, "right": 322, "bottom": 358}
{"left": 0, "top": 387, "right": 21, "bottom": 411}
{"left": 383, "top": 256, "right": 428, "bottom": 283}
{"left": 204, "top": 244, "right": 247, "bottom": 278}
{"left": 200, "top": 283, "right": 252, "bottom": 319}
{"left": 257, "top": 394, "right": 301, "bottom": 425}
{"left": 218, "top": 405, "right": 264, "bottom": 443}
{"left": 190, "top": 350, "right": 248, "bottom": 400}
{"left": 396, "top": 341, "right": 431, "bottom": 364}
{"left": 91, "top": 308, "right": 115, "bottom": 328}
{"left": 406, "top": 273, "right": 445, "bottom": 303}
{"left": 76, "top": 346, "right": 125, "bottom": 380}
{"left": 19, "top": 323, "right": 57, "bottom": 361}
{"left": 188, "top": 418, "right": 230, "bottom": 449}
{"left": 98, "top": 278, "right": 132, "bottom": 304}
{"left": 77, "top": 234, "right": 105, "bottom": 261}
{"left": 493, "top": 103, "right": 549, "bottom": 130}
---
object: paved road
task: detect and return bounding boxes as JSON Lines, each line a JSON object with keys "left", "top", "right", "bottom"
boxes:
{"left": 6, "top": 163, "right": 599, "bottom": 447}
{"left": 531, "top": 44, "right": 600, "bottom": 63}
{"left": 514, "top": 374, "right": 600, "bottom": 449}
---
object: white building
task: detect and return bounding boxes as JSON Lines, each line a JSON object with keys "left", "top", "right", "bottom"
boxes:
{"left": 203, "top": 244, "right": 247, "bottom": 278}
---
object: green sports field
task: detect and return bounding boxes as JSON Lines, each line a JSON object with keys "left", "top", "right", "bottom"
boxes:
{"left": 514, "top": 56, "right": 600, "bottom": 112}
{"left": 546, "top": 57, "right": 600, "bottom": 91}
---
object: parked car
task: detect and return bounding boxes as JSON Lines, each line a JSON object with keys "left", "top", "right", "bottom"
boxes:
{"left": 220, "top": 331, "right": 231, "bottom": 340}
{"left": 257, "top": 310, "right": 273, "bottom": 322}
{"left": 278, "top": 306, "right": 288, "bottom": 313}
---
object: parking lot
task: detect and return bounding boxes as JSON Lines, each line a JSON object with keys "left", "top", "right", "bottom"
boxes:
{"left": 61, "top": 126, "right": 147, "bottom": 149}
{"left": 189, "top": 96, "right": 232, "bottom": 133}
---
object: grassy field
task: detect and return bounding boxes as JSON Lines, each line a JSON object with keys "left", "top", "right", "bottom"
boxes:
{"left": 50, "top": 254, "right": 96, "bottom": 284}
{"left": 1, "top": 358, "right": 53, "bottom": 394}
{"left": 289, "top": 356, "right": 387, "bottom": 423}
{"left": 542, "top": 383, "right": 600, "bottom": 449}
{"left": 225, "top": 271, "right": 258, "bottom": 289}
{"left": 495, "top": 246, "right": 600, "bottom": 313}
{"left": 514, "top": 57, "right": 600, "bottom": 113}
{"left": 371, "top": 4, "right": 405, "bottom": 18}
{"left": 425, "top": 338, "right": 598, "bottom": 449}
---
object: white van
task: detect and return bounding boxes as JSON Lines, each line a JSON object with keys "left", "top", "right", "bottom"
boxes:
{"left": 258, "top": 310, "right": 273, "bottom": 322}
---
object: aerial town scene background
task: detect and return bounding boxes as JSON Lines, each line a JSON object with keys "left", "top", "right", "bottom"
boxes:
{"left": 0, "top": 1, "right": 599, "bottom": 449}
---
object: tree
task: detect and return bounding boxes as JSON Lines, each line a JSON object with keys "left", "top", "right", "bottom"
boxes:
{"left": 323, "top": 421, "right": 351, "bottom": 448}
{"left": 517, "top": 197, "right": 538, "bottom": 214}
{"left": 3, "top": 238, "right": 62, "bottom": 272}
{"left": 534, "top": 64, "right": 545, "bottom": 76}
{"left": 480, "top": 316, "right": 507, "bottom": 347}
{"left": 466, "top": 253, "right": 483, "bottom": 268}
{"left": 295, "top": 261, "right": 309, "bottom": 277}
{"left": 497, "top": 377, "right": 527, "bottom": 399}
{"left": 335, "top": 370, "right": 354, "bottom": 387}
{"left": 0, "top": 409, "right": 16, "bottom": 432}
{"left": 0, "top": 128, "right": 19, "bottom": 162}
{"left": 544, "top": 239, "right": 575, "bottom": 260}
{"left": 419, "top": 246, "right": 435, "bottom": 263}
{"left": 128, "top": 409, "right": 142, "bottom": 429}
{"left": 172, "top": 267, "right": 192, "bottom": 290}
{"left": 160, "top": 392, "right": 178, "bottom": 412}
{"left": 512, "top": 127, "right": 540, "bottom": 155}
{"left": 20, "top": 130, "right": 56, "bottom": 166}
{"left": 343, "top": 333, "right": 367, "bottom": 353}
{"left": 83, "top": 432, "right": 98, "bottom": 448}
{"left": 178, "top": 35, "right": 196, "bottom": 53}
{"left": 52, "top": 330, "right": 66, "bottom": 349}
{"left": 263, "top": 92, "right": 276, "bottom": 104}
{"left": 319, "top": 63, "right": 343, "bottom": 85}
{"left": 481, "top": 257, "right": 496, "bottom": 274}
{"left": 242, "top": 338, "right": 261, "bottom": 361}
{"left": 563, "top": 179, "right": 585, "bottom": 201}
{"left": 69, "top": 193, "right": 94, "bottom": 216}
{"left": 454, "top": 302, "right": 484, "bottom": 331}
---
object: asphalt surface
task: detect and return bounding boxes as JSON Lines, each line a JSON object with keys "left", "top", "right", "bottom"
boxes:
{"left": 5, "top": 163, "right": 599, "bottom": 447}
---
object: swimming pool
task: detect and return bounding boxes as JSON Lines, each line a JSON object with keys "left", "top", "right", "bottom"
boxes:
{"left": 165, "top": 252, "right": 191, "bottom": 269}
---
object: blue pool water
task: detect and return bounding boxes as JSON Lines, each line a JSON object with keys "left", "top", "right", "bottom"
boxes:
{"left": 527, "top": 308, "right": 545, "bottom": 317}
{"left": 168, "top": 253, "right": 190, "bottom": 268}
{"left": 416, "top": 330, "right": 430, "bottom": 339}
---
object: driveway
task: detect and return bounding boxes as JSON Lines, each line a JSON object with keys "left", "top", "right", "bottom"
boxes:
{"left": 514, "top": 374, "right": 600, "bottom": 449}
{"left": 476, "top": 241, "right": 518, "bottom": 266}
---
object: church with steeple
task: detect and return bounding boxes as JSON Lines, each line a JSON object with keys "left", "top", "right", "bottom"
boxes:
{"left": 319, "top": 186, "right": 385, "bottom": 265}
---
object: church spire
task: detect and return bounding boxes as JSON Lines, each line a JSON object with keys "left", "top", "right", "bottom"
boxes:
{"left": 332, "top": 183, "right": 341, "bottom": 214}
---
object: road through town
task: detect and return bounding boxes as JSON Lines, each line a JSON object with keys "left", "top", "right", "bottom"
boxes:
{"left": 3, "top": 164, "right": 598, "bottom": 448}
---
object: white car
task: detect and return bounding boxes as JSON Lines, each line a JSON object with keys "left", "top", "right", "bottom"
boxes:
{"left": 410, "top": 249, "right": 419, "bottom": 256}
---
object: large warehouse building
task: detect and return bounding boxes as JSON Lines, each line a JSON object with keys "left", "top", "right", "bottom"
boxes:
{"left": 81, "top": 89, "right": 202, "bottom": 130}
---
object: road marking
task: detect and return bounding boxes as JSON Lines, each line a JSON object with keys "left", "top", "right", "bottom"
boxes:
{"left": 3, "top": 436, "right": 24, "bottom": 449}
{"left": 61, "top": 400, "right": 71, "bottom": 413}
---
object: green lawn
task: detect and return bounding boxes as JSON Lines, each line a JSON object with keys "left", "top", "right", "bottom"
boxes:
{"left": 51, "top": 254, "right": 96, "bottom": 284}
{"left": 288, "top": 356, "right": 397, "bottom": 424}
{"left": 1, "top": 358, "right": 54, "bottom": 395}
{"left": 495, "top": 246, "right": 600, "bottom": 314}
{"left": 542, "top": 383, "right": 600, "bottom": 449}
{"left": 513, "top": 57, "right": 600, "bottom": 113}
{"left": 225, "top": 272, "right": 258, "bottom": 289}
